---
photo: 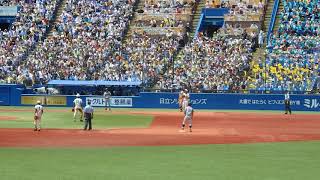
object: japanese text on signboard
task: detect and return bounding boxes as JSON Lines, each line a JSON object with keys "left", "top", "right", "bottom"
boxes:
{"left": 160, "top": 98, "right": 207, "bottom": 105}
{"left": 86, "top": 97, "right": 132, "bottom": 107}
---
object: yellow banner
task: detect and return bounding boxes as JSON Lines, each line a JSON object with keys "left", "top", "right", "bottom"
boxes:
{"left": 21, "top": 96, "right": 66, "bottom": 105}
{"left": 46, "top": 96, "right": 67, "bottom": 105}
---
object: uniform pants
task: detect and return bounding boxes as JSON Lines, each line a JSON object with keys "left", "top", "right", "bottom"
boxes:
{"left": 84, "top": 112, "right": 92, "bottom": 130}
{"left": 182, "top": 116, "right": 192, "bottom": 126}
{"left": 182, "top": 100, "right": 189, "bottom": 111}
{"left": 84, "top": 117, "right": 92, "bottom": 130}
{"left": 105, "top": 98, "right": 111, "bottom": 110}
{"left": 178, "top": 100, "right": 182, "bottom": 110}
{"left": 74, "top": 108, "right": 83, "bottom": 120}
{"left": 285, "top": 100, "right": 291, "bottom": 114}
{"left": 34, "top": 116, "right": 41, "bottom": 129}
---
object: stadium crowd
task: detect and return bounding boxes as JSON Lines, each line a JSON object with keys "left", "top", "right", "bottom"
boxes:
{"left": 144, "top": 0, "right": 196, "bottom": 14}
{"left": 0, "top": 0, "right": 59, "bottom": 84}
{"left": 121, "top": 0, "right": 195, "bottom": 87}
{"left": 156, "top": 32, "right": 254, "bottom": 92}
{"left": 133, "top": 14, "right": 187, "bottom": 28}
{"left": 249, "top": 0, "right": 319, "bottom": 92}
{"left": 0, "top": 0, "right": 23, "bottom": 6}
{"left": 121, "top": 33, "right": 181, "bottom": 87}
{"left": 5, "top": 0, "right": 136, "bottom": 85}
{"left": 3, "top": 0, "right": 317, "bottom": 94}
{"left": 0, "top": 0, "right": 261, "bottom": 93}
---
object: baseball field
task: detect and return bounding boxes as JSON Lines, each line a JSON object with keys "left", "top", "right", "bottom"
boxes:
{"left": 0, "top": 106, "right": 320, "bottom": 180}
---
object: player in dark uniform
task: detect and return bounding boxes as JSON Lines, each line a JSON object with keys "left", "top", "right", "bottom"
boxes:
{"left": 284, "top": 91, "right": 292, "bottom": 115}
{"left": 83, "top": 101, "right": 94, "bottom": 130}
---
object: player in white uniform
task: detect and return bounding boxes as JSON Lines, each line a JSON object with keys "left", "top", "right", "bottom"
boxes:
{"left": 182, "top": 89, "right": 190, "bottom": 112}
{"left": 178, "top": 91, "right": 184, "bottom": 112}
{"left": 34, "top": 100, "right": 44, "bottom": 131}
{"left": 73, "top": 93, "right": 83, "bottom": 122}
{"left": 103, "top": 89, "right": 112, "bottom": 111}
{"left": 181, "top": 102, "right": 194, "bottom": 132}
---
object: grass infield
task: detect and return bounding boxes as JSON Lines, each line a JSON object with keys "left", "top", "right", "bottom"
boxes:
{"left": 0, "top": 107, "right": 153, "bottom": 129}
{"left": 0, "top": 141, "right": 320, "bottom": 180}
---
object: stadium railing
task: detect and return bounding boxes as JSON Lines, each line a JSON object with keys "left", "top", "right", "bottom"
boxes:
{"left": 267, "top": 0, "right": 279, "bottom": 42}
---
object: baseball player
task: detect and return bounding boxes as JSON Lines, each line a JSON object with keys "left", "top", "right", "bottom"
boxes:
{"left": 178, "top": 90, "right": 184, "bottom": 112}
{"left": 181, "top": 102, "right": 194, "bottom": 132}
{"left": 103, "top": 88, "right": 112, "bottom": 111}
{"left": 182, "top": 89, "right": 190, "bottom": 112}
{"left": 73, "top": 93, "right": 83, "bottom": 122}
{"left": 284, "top": 91, "right": 292, "bottom": 115}
{"left": 34, "top": 100, "right": 44, "bottom": 131}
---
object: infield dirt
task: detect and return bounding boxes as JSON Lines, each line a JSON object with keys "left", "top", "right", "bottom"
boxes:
{"left": 0, "top": 110, "right": 320, "bottom": 147}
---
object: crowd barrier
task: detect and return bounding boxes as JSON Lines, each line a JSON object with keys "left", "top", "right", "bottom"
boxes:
{"left": 0, "top": 84, "right": 23, "bottom": 106}
{"left": 1, "top": 85, "right": 320, "bottom": 111}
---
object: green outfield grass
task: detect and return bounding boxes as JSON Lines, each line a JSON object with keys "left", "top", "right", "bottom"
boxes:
{"left": 0, "top": 107, "right": 153, "bottom": 129}
{"left": 0, "top": 105, "right": 318, "bottom": 129}
{"left": 0, "top": 141, "right": 319, "bottom": 180}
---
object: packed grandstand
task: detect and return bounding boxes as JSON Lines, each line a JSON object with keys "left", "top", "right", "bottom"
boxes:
{"left": 0, "top": 0, "right": 319, "bottom": 93}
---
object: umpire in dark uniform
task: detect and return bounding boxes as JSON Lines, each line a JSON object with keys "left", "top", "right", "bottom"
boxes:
{"left": 284, "top": 91, "right": 292, "bottom": 115}
{"left": 83, "top": 100, "right": 94, "bottom": 130}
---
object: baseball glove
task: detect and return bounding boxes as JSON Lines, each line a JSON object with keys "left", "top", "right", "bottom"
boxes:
{"left": 34, "top": 116, "right": 37, "bottom": 120}
{"left": 72, "top": 108, "right": 75, "bottom": 112}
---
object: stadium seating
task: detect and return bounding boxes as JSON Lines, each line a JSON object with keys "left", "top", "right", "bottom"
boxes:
{"left": 156, "top": 32, "right": 254, "bottom": 92}
{"left": 153, "top": 0, "right": 266, "bottom": 92}
{"left": 2, "top": 0, "right": 316, "bottom": 95}
{"left": 0, "top": 0, "right": 59, "bottom": 84}
{"left": 144, "top": 0, "right": 195, "bottom": 14}
{"left": 249, "top": 0, "right": 319, "bottom": 92}
{"left": 18, "top": 0, "right": 136, "bottom": 85}
{"left": 222, "top": 0, "right": 265, "bottom": 36}
{"left": 1, "top": 0, "right": 197, "bottom": 88}
{"left": 121, "top": 0, "right": 198, "bottom": 87}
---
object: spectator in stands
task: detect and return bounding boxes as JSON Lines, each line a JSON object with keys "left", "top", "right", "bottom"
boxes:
{"left": 144, "top": 0, "right": 196, "bottom": 14}
{"left": 249, "top": 0, "right": 319, "bottom": 92}
{"left": 0, "top": 0, "right": 59, "bottom": 85}
{"left": 258, "top": 30, "right": 264, "bottom": 47}
{"left": 14, "top": 0, "right": 136, "bottom": 85}
{"left": 122, "top": 0, "right": 194, "bottom": 87}
{"left": 157, "top": 33, "right": 254, "bottom": 92}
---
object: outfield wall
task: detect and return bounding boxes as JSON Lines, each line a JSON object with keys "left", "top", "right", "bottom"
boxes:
{"left": 0, "top": 84, "right": 23, "bottom": 106}
{"left": 1, "top": 85, "right": 320, "bottom": 111}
